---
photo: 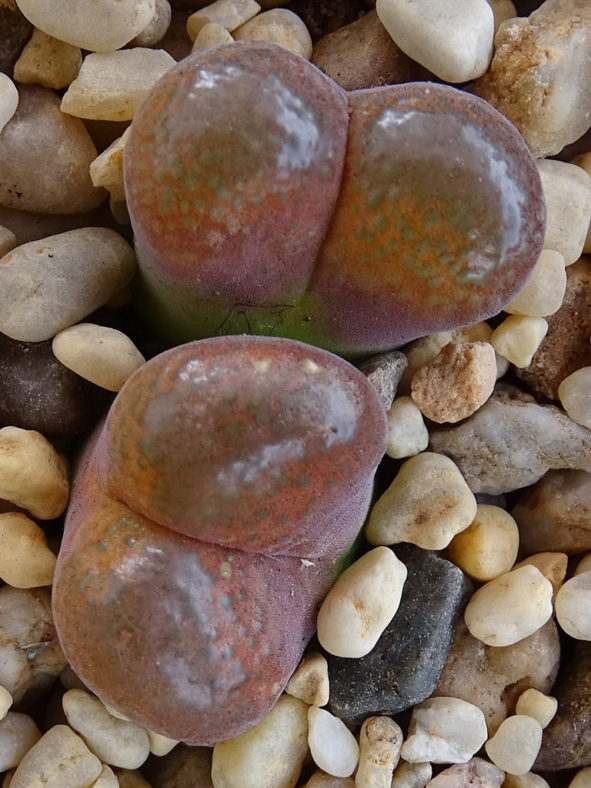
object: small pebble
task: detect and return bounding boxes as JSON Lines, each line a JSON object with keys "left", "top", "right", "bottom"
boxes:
{"left": 355, "top": 716, "right": 402, "bottom": 788}
{"left": 0, "top": 512, "right": 56, "bottom": 587}
{"left": 61, "top": 49, "right": 176, "bottom": 122}
{"left": 89, "top": 128, "right": 129, "bottom": 204}
{"left": 285, "top": 652, "right": 329, "bottom": 707}
{"left": 491, "top": 316, "right": 548, "bottom": 369}
{"left": 192, "top": 21, "right": 234, "bottom": 49}
{"left": 146, "top": 730, "right": 178, "bottom": 757}
{"left": 464, "top": 565, "right": 553, "bottom": 647}
{"left": 13, "top": 28, "right": 81, "bottom": 90}
{"left": 0, "top": 713, "right": 40, "bottom": 771}
{"left": 570, "top": 768, "right": 591, "bottom": 787}
{"left": 308, "top": 706, "right": 359, "bottom": 779}
{"left": 366, "top": 452, "right": 477, "bottom": 550}
{"left": 504, "top": 250, "right": 567, "bottom": 318}
{"left": 559, "top": 366, "right": 591, "bottom": 429}
{"left": 211, "top": 695, "right": 308, "bottom": 788}
{"left": 385, "top": 396, "right": 428, "bottom": 459}
{"left": 317, "top": 547, "right": 406, "bottom": 658}
{"left": 233, "top": 9, "right": 313, "bottom": 59}
{"left": 513, "top": 552, "right": 568, "bottom": 596}
{"left": 426, "top": 756, "right": 504, "bottom": 787}
{"left": 485, "top": 0, "right": 516, "bottom": 32}
{"left": 446, "top": 504, "right": 519, "bottom": 582}
{"left": 400, "top": 697, "right": 488, "bottom": 764}
{"left": 515, "top": 689, "right": 557, "bottom": 729}
{"left": 576, "top": 553, "right": 591, "bottom": 575}
{"left": 132, "top": 0, "right": 171, "bottom": 46}
{"left": 92, "top": 765, "right": 119, "bottom": 787}
{"left": 186, "top": 0, "right": 260, "bottom": 39}
{"left": 305, "top": 773, "right": 354, "bottom": 787}
{"left": 503, "top": 775, "right": 550, "bottom": 788}
{"left": 392, "top": 760, "right": 432, "bottom": 788}
{"left": 0, "top": 74, "right": 18, "bottom": 134}
{"left": 0, "top": 226, "right": 16, "bottom": 256}
{"left": 359, "top": 350, "right": 408, "bottom": 411}
{"left": 485, "top": 715, "right": 543, "bottom": 776}
{"left": 555, "top": 570, "right": 591, "bottom": 640}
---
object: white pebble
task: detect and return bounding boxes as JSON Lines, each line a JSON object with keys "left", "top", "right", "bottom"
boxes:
{"left": 464, "top": 565, "right": 553, "bottom": 647}
{"left": 504, "top": 775, "right": 550, "bottom": 788}
{"left": 386, "top": 397, "right": 429, "bottom": 459}
{"left": 355, "top": 716, "right": 402, "bottom": 787}
{"left": 0, "top": 75, "right": 18, "bottom": 135}
{"left": 570, "top": 767, "right": 591, "bottom": 787}
{"left": 0, "top": 512, "right": 56, "bottom": 588}
{"left": 392, "top": 759, "right": 432, "bottom": 787}
{"left": 187, "top": 0, "right": 261, "bottom": 39}
{"left": 233, "top": 9, "right": 313, "bottom": 59}
{"left": 400, "top": 697, "right": 488, "bottom": 764}
{"left": 89, "top": 129, "right": 129, "bottom": 204}
{"left": 504, "top": 250, "right": 567, "bottom": 318}
{"left": 308, "top": 706, "right": 359, "bottom": 779}
{"left": 559, "top": 366, "right": 591, "bottom": 430}
{"left": 62, "top": 689, "right": 150, "bottom": 769}
{"left": 0, "top": 713, "right": 40, "bottom": 771}
{"left": 446, "top": 504, "right": 519, "bottom": 582}
{"left": 285, "top": 652, "right": 329, "bottom": 707}
{"left": 317, "top": 547, "right": 407, "bottom": 658}
{"left": 305, "top": 774, "right": 354, "bottom": 787}
{"left": 426, "top": 757, "right": 504, "bottom": 787}
{"left": 490, "top": 316, "right": 548, "bottom": 368}
{"left": 192, "top": 22, "right": 234, "bottom": 49}
{"left": 515, "top": 688, "right": 557, "bottom": 729}
{"left": 484, "top": 715, "right": 543, "bottom": 776}
{"left": 555, "top": 570, "right": 591, "bottom": 639}
{"left": 375, "top": 0, "right": 494, "bottom": 83}
{"left": 132, "top": 0, "right": 171, "bottom": 46}
{"left": 146, "top": 729, "right": 178, "bottom": 757}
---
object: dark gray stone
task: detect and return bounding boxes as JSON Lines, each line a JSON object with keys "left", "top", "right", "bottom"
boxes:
{"left": 326, "top": 544, "right": 470, "bottom": 729}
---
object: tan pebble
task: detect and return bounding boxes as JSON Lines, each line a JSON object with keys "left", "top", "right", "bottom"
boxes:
{"left": 485, "top": 0, "right": 516, "bottom": 32}
{"left": 305, "top": 773, "right": 355, "bottom": 787}
{"left": 515, "top": 688, "right": 557, "bottom": 729}
{"left": 63, "top": 689, "right": 150, "bottom": 769}
{"left": 13, "top": 28, "right": 81, "bottom": 90}
{"left": 212, "top": 695, "right": 308, "bottom": 788}
{"left": 0, "top": 75, "right": 18, "bottom": 134}
{"left": 10, "top": 724, "right": 102, "bottom": 788}
{"left": 355, "top": 716, "right": 402, "bottom": 787}
{"left": 464, "top": 565, "right": 553, "bottom": 647}
{"left": 90, "top": 129, "right": 130, "bottom": 204}
{"left": 146, "top": 729, "right": 178, "bottom": 757}
{"left": 53, "top": 323, "right": 145, "bottom": 392}
{"left": 192, "top": 22, "right": 234, "bottom": 49}
{"left": 505, "top": 250, "right": 567, "bottom": 318}
{"left": 61, "top": 49, "right": 176, "bottom": 122}
{"left": 385, "top": 396, "right": 428, "bottom": 459}
{"left": 576, "top": 553, "right": 591, "bottom": 575}
{"left": 555, "top": 570, "right": 591, "bottom": 639}
{"left": 426, "top": 756, "right": 504, "bottom": 787}
{"left": 92, "top": 765, "right": 119, "bottom": 787}
{"left": 0, "top": 226, "right": 16, "bottom": 257}
{"left": 366, "top": 452, "right": 477, "bottom": 550}
{"left": 0, "top": 427, "right": 68, "bottom": 519}
{"left": 285, "top": 652, "right": 329, "bottom": 707}
{"left": 187, "top": 0, "right": 260, "bottom": 40}
{"left": 513, "top": 552, "right": 568, "bottom": 595}
{"left": 491, "top": 316, "right": 548, "bottom": 368}
{"left": 559, "top": 366, "right": 591, "bottom": 429}
{"left": 234, "top": 9, "right": 312, "bottom": 59}
{"left": 446, "top": 504, "right": 519, "bottom": 582}
{"left": 308, "top": 706, "right": 359, "bottom": 779}
{"left": 113, "top": 770, "right": 151, "bottom": 788}
{"left": 503, "top": 775, "right": 550, "bottom": 788}
{"left": 485, "top": 715, "right": 543, "bottom": 775}
{"left": 391, "top": 759, "right": 432, "bottom": 787}
{"left": 570, "top": 767, "right": 591, "bottom": 787}
{"left": 0, "top": 713, "right": 41, "bottom": 771}
{"left": 411, "top": 341, "right": 496, "bottom": 423}
{"left": 132, "top": 0, "right": 171, "bottom": 46}
{"left": 0, "top": 512, "right": 56, "bottom": 587}
{"left": 0, "top": 687, "right": 12, "bottom": 721}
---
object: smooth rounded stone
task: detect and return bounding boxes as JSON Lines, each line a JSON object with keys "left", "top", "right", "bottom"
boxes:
{"left": 92, "top": 765, "right": 119, "bottom": 787}
{"left": 411, "top": 341, "right": 497, "bottom": 423}
{"left": 0, "top": 228, "right": 136, "bottom": 342}
{"left": 52, "top": 324, "right": 145, "bottom": 392}
{"left": 366, "top": 452, "right": 477, "bottom": 550}
{"left": 192, "top": 21, "right": 234, "bottom": 48}
{"left": 0, "top": 713, "right": 40, "bottom": 771}
{"left": 491, "top": 316, "right": 548, "bottom": 368}
{"left": 537, "top": 159, "right": 591, "bottom": 265}
{"left": 234, "top": 9, "right": 312, "bottom": 58}
{"left": 355, "top": 716, "right": 402, "bottom": 787}
{"left": 211, "top": 695, "right": 308, "bottom": 788}
{"left": 61, "top": 49, "right": 176, "bottom": 122}
{"left": 512, "top": 470, "right": 591, "bottom": 554}
{"left": 515, "top": 689, "right": 557, "bottom": 729}
{"left": 513, "top": 553, "right": 568, "bottom": 596}
{"left": 305, "top": 773, "right": 354, "bottom": 787}
{"left": 359, "top": 351, "right": 407, "bottom": 410}
{"left": 0, "top": 427, "right": 69, "bottom": 519}
{"left": 13, "top": 28, "right": 81, "bottom": 90}
{"left": 473, "top": 0, "right": 591, "bottom": 158}
{"left": 0, "top": 687, "right": 12, "bottom": 720}
{"left": 326, "top": 545, "right": 470, "bottom": 727}
{"left": 90, "top": 129, "right": 130, "bottom": 204}
{"left": 285, "top": 652, "right": 329, "bottom": 707}
{"left": 464, "top": 565, "right": 553, "bottom": 647}
{"left": 0, "top": 587, "right": 67, "bottom": 703}
{"left": 10, "top": 724, "right": 102, "bottom": 788}
{"left": 141, "top": 744, "right": 213, "bottom": 788}
{"left": 485, "top": 0, "right": 516, "bottom": 31}
{"left": 555, "top": 571, "right": 591, "bottom": 639}
{"left": 0, "top": 74, "right": 18, "bottom": 134}
{"left": 187, "top": 0, "right": 260, "bottom": 38}
{"left": 0, "top": 86, "right": 103, "bottom": 214}
{"left": 446, "top": 504, "right": 519, "bottom": 582}
{"left": 146, "top": 730, "right": 178, "bottom": 757}
{"left": 15, "top": 0, "right": 155, "bottom": 51}
{"left": 429, "top": 392, "right": 591, "bottom": 494}
{"left": 308, "top": 706, "right": 359, "bottom": 779}
{"left": 317, "top": 547, "right": 407, "bottom": 658}
{"left": 505, "top": 250, "right": 567, "bottom": 318}
{"left": 426, "top": 757, "right": 504, "bottom": 787}
{"left": 385, "top": 396, "right": 428, "bottom": 459}
{"left": 400, "top": 697, "right": 488, "bottom": 764}
{"left": 503, "top": 775, "right": 550, "bottom": 788}
{"left": 132, "top": 0, "right": 171, "bottom": 45}
{"left": 559, "top": 367, "right": 591, "bottom": 429}
{"left": 570, "top": 768, "right": 591, "bottom": 787}
{"left": 485, "top": 715, "right": 543, "bottom": 776}
{"left": 392, "top": 760, "right": 432, "bottom": 788}
{"left": 0, "top": 227, "right": 16, "bottom": 257}
{"left": 0, "top": 0, "right": 32, "bottom": 75}
{"left": 577, "top": 554, "right": 591, "bottom": 575}
{"left": 0, "top": 512, "right": 56, "bottom": 588}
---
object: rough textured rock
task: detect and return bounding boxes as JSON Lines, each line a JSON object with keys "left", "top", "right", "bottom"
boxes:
{"left": 326, "top": 545, "right": 470, "bottom": 727}
{"left": 359, "top": 350, "right": 408, "bottom": 409}
{"left": 426, "top": 756, "right": 504, "bottom": 786}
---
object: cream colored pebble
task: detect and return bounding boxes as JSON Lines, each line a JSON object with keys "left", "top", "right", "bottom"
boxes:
{"left": 62, "top": 689, "right": 150, "bottom": 769}
{"left": 0, "top": 713, "right": 41, "bottom": 772}
{"left": 0, "top": 513, "right": 56, "bottom": 588}
{"left": 187, "top": 0, "right": 261, "bottom": 40}
{"left": 555, "top": 570, "right": 591, "bottom": 639}
{"left": 92, "top": 765, "right": 119, "bottom": 787}
{"left": 366, "top": 452, "right": 477, "bottom": 550}
{"left": 385, "top": 396, "right": 429, "bottom": 459}
{"left": 0, "top": 688, "right": 12, "bottom": 721}
{"left": 446, "top": 504, "right": 519, "bottom": 582}
{"left": 192, "top": 22, "right": 234, "bottom": 49}
{"left": 146, "top": 729, "right": 178, "bottom": 757}
{"left": 53, "top": 323, "right": 145, "bottom": 392}
{"left": 464, "top": 565, "right": 553, "bottom": 647}
{"left": 61, "top": 49, "right": 176, "bottom": 122}
{"left": 308, "top": 706, "right": 359, "bottom": 779}
{"left": 484, "top": 715, "right": 543, "bottom": 776}
{"left": 305, "top": 773, "right": 355, "bottom": 787}
{"left": 285, "top": 652, "right": 329, "bottom": 707}
{"left": 504, "top": 250, "right": 567, "bottom": 317}
{"left": 90, "top": 129, "right": 129, "bottom": 204}
{"left": 13, "top": 28, "right": 82, "bottom": 90}
{"left": 212, "top": 695, "right": 308, "bottom": 788}
{"left": 401, "top": 697, "right": 488, "bottom": 764}
{"left": 0, "top": 226, "right": 16, "bottom": 257}
{"left": 0, "top": 427, "right": 69, "bottom": 519}
{"left": 0, "top": 75, "right": 18, "bottom": 135}
{"left": 515, "top": 688, "right": 557, "bottom": 729}
{"left": 503, "top": 773, "right": 550, "bottom": 788}
{"left": 576, "top": 553, "right": 591, "bottom": 576}
{"left": 570, "top": 767, "right": 591, "bottom": 787}
{"left": 559, "top": 366, "right": 591, "bottom": 430}
{"left": 491, "top": 316, "right": 548, "bottom": 368}
{"left": 391, "top": 760, "right": 432, "bottom": 787}
{"left": 426, "top": 758, "right": 504, "bottom": 787}
{"left": 355, "top": 716, "right": 402, "bottom": 788}
{"left": 132, "top": 0, "right": 171, "bottom": 46}
{"left": 317, "top": 547, "right": 406, "bottom": 658}
{"left": 514, "top": 552, "right": 568, "bottom": 595}
{"left": 233, "top": 9, "right": 313, "bottom": 59}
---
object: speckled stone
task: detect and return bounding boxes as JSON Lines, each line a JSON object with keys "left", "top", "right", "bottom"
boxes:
{"left": 326, "top": 545, "right": 470, "bottom": 727}
{"left": 359, "top": 350, "right": 407, "bottom": 409}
